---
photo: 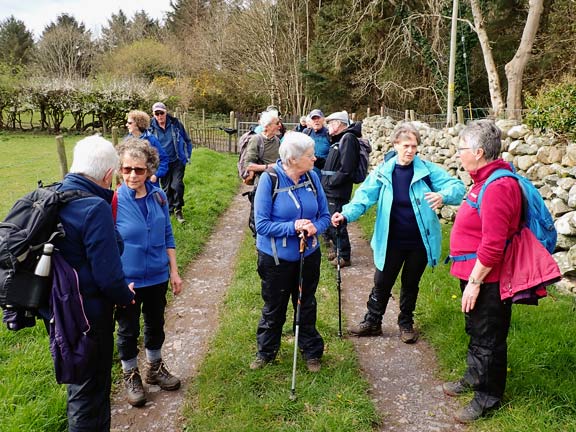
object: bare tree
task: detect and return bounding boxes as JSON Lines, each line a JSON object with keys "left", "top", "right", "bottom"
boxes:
{"left": 469, "top": 0, "right": 544, "bottom": 119}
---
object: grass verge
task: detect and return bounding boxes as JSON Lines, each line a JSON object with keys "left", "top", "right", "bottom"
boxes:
{"left": 183, "top": 235, "right": 380, "bottom": 432}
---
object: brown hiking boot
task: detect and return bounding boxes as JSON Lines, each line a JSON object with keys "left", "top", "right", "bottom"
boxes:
{"left": 349, "top": 320, "right": 382, "bottom": 337}
{"left": 327, "top": 250, "right": 337, "bottom": 261}
{"left": 145, "top": 359, "right": 181, "bottom": 391}
{"left": 399, "top": 325, "right": 418, "bottom": 344}
{"left": 174, "top": 209, "right": 185, "bottom": 224}
{"left": 123, "top": 368, "right": 146, "bottom": 407}
{"left": 306, "top": 358, "right": 321, "bottom": 373}
{"left": 443, "top": 379, "right": 472, "bottom": 397}
{"left": 330, "top": 257, "right": 351, "bottom": 268}
{"left": 454, "top": 402, "right": 485, "bottom": 423}
{"left": 249, "top": 357, "right": 271, "bottom": 370}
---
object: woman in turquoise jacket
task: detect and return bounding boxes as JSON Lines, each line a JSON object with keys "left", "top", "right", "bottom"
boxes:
{"left": 332, "top": 123, "right": 465, "bottom": 343}
{"left": 114, "top": 138, "right": 183, "bottom": 408}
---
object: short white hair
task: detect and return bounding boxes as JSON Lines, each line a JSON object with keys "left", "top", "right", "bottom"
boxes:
{"left": 70, "top": 135, "right": 119, "bottom": 180}
{"left": 279, "top": 132, "right": 314, "bottom": 167}
{"left": 259, "top": 110, "right": 279, "bottom": 128}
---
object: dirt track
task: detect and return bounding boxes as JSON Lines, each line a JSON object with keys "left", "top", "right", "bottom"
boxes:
{"left": 110, "top": 187, "right": 466, "bottom": 431}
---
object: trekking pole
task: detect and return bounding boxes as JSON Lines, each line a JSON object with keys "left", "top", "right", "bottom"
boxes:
{"left": 336, "top": 225, "right": 342, "bottom": 338}
{"left": 290, "top": 230, "right": 307, "bottom": 401}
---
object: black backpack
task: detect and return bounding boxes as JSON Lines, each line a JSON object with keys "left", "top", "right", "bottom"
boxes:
{"left": 0, "top": 182, "right": 91, "bottom": 316}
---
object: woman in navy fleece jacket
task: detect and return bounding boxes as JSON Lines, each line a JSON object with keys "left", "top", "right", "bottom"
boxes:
{"left": 250, "top": 132, "right": 331, "bottom": 372}
{"left": 114, "top": 138, "right": 183, "bottom": 407}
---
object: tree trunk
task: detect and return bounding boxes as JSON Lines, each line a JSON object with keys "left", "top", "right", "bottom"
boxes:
{"left": 469, "top": 0, "right": 505, "bottom": 117}
{"left": 504, "top": 0, "right": 545, "bottom": 120}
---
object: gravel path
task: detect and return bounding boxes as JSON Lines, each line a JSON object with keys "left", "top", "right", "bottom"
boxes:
{"left": 110, "top": 188, "right": 467, "bottom": 431}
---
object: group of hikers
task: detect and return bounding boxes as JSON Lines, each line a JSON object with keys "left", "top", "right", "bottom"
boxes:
{"left": 11, "top": 101, "right": 548, "bottom": 430}
{"left": 242, "top": 107, "right": 540, "bottom": 424}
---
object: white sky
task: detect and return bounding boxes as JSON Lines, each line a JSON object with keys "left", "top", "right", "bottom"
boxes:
{"left": 0, "top": 0, "right": 173, "bottom": 40}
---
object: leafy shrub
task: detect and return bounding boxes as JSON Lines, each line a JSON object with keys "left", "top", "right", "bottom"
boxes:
{"left": 525, "top": 75, "right": 576, "bottom": 137}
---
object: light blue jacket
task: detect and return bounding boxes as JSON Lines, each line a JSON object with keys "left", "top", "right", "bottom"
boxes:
{"left": 341, "top": 155, "right": 465, "bottom": 270}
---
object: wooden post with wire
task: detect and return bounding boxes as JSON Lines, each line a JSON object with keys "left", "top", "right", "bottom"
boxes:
{"left": 111, "top": 126, "right": 118, "bottom": 146}
{"left": 55, "top": 135, "right": 68, "bottom": 179}
{"left": 456, "top": 106, "right": 464, "bottom": 125}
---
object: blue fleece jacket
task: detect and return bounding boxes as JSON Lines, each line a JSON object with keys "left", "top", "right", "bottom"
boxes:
{"left": 115, "top": 181, "right": 175, "bottom": 288}
{"left": 254, "top": 161, "right": 331, "bottom": 261}
{"left": 149, "top": 114, "right": 193, "bottom": 164}
{"left": 341, "top": 155, "right": 466, "bottom": 269}
{"left": 54, "top": 174, "right": 134, "bottom": 326}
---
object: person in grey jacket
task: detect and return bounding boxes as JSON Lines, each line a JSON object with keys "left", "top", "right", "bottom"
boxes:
{"left": 332, "top": 122, "right": 465, "bottom": 343}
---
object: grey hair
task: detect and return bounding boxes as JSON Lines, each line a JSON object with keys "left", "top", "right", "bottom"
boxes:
{"left": 117, "top": 137, "right": 160, "bottom": 175}
{"left": 279, "top": 132, "right": 315, "bottom": 168}
{"left": 70, "top": 135, "right": 119, "bottom": 180}
{"left": 259, "top": 110, "right": 279, "bottom": 128}
{"left": 391, "top": 122, "right": 421, "bottom": 146}
{"left": 459, "top": 120, "right": 502, "bottom": 161}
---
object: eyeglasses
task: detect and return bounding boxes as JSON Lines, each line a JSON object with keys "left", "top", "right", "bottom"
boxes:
{"left": 121, "top": 166, "right": 147, "bottom": 175}
{"left": 126, "top": 121, "right": 134, "bottom": 125}
{"left": 456, "top": 147, "right": 471, "bottom": 154}
{"left": 154, "top": 111, "right": 166, "bottom": 116}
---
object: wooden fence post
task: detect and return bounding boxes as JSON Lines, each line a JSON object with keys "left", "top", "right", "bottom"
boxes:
{"left": 409, "top": 110, "right": 416, "bottom": 121}
{"left": 366, "top": 107, "right": 371, "bottom": 118}
{"left": 405, "top": 110, "right": 410, "bottom": 121}
{"left": 380, "top": 106, "right": 384, "bottom": 117}
{"left": 56, "top": 135, "right": 68, "bottom": 179}
{"left": 229, "top": 111, "right": 235, "bottom": 129}
{"left": 456, "top": 106, "right": 464, "bottom": 125}
{"left": 111, "top": 126, "right": 118, "bottom": 146}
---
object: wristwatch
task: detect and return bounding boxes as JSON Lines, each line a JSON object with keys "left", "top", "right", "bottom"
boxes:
{"left": 468, "top": 276, "right": 483, "bottom": 285}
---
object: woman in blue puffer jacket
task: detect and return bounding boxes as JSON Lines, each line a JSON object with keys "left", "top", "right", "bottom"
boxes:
{"left": 250, "top": 131, "right": 331, "bottom": 373}
{"left": 332, "top": 122, "right": 465, "bottom": 343}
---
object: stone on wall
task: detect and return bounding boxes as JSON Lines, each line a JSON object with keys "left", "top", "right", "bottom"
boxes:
{"left": 554, "top": 252, "right": 576, "bottom": 276}
{"left": 562, "top": 144, "right": 576, "bottom": 167}
{"left": 507, "top": 124, "right": 530, "bottom": 139}
{"left": 537, "top": 145, "right": 564, "bottom": 164}
{"left": 557, "top": 234, "right": 576, "bottom": 250}
{"left": 556, "top": 211, "right": 576, "bottom": 235}
{"left": 568, "top": 185, "right": 576, "bottom": 208}
{"left": 516, "top": 155, "right": 537, "bottom": 171}
{"left": 551, "top": 198, "right": 572, "bottom": 217}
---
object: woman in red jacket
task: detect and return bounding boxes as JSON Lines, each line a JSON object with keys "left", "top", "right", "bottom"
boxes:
{"left": 445, "top": 120, "right": 522, "bottom": 423}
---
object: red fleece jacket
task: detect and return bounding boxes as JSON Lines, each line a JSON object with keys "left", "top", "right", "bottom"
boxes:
{"left": 450, "top": 159, "right": 522, "bottom": 283}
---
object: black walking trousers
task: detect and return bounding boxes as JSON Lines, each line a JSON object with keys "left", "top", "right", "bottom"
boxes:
{"left": 460, "top": 279, "right": 512, "bottom": 411}
{"left": 366, "top": 247, "right": 428, "bottom": 328}
{"left": 255, "top": 248, "right": 324, "bottom": 361}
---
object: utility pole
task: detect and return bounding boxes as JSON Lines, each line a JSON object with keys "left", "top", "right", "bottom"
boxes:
{"left": 446, "top": 0, "right": 459, "bottom": 127}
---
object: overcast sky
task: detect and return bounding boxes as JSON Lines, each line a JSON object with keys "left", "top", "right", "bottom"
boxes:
{"left": 0, "top": 0, "right": 173, "bottom": 39}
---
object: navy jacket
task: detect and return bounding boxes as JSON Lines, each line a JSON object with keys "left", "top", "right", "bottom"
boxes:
{"left": 149, "top": 114, "right": 193, "bottom": 164}
{"left": 54, "top": 174, "right": 134, "bottom": 326}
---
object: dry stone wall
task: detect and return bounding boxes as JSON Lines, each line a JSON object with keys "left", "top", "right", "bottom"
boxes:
{"left": 362, "top": 116, "right": 576, "bottom": 293}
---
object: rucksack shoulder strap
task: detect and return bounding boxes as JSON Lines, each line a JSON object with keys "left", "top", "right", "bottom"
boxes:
{"left": 474, "top": 169, "right": 518, "bottom": 214}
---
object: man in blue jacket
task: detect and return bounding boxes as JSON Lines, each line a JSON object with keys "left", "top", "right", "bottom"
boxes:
{"left": 54, "top": 135, "right": 135, "bottom": 432}
{"left": 149, "top": 102, "right": 193, "bottom": 224}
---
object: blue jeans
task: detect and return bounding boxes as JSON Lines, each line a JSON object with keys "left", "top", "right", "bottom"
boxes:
{"left": 160, "top": 160, "right": 186, "bottom": 212}
{"left": 115, "top": 282, "right": 168, "bottom": 361}
{"left": 67, "top": 319, "right": 114, "bottom": 432}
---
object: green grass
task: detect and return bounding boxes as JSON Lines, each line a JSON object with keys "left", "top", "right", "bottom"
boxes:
{"left": 0, "top": 136, "right": 239, "bottom": 432}
{"left": 357, "top": 208, "right": 576, "bottom": 432}
{"left": 183, "top": 236, "right": 380, "bottom": 431}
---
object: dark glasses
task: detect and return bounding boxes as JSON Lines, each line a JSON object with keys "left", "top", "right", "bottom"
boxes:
{"left": 121, "top": 166, "right": 147, "bottom": 175}
{"left": 154, "top": 111, "right": 165, "bottom": 116}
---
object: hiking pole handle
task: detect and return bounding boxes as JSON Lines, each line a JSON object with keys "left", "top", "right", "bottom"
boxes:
{"left": 298, "top": 230, "right": 307, "bottom": 253}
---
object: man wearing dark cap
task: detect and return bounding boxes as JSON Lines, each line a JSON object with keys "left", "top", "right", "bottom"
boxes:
{"left": 321, "top": 110, "right": 362, "bottom": 268}
{"left": 302, "top": 109, "right": 331, "bottom": 178}
{"left": 149, "top": 102, "right": 193, "bottom": 224}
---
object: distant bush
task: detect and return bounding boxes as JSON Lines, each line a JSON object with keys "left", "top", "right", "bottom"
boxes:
{"left": 525, "top": 76, "right": 576, "bottom": 138}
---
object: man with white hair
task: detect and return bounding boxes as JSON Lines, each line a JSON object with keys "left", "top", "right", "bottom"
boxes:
{"left": 54, "top": 135, "right": 135, "bottom": 432}
{"left": 243, "top": 110, "right": 282, "bottom": 236}
{"left": 321, "top": 110, "right": 362, "bottom": 267}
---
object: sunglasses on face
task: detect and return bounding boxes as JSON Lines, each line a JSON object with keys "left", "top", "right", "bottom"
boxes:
{"left": 154, "top": 111, "right": 166, "bottom": 116}
{"left": 121, "top": 166, "right": 147, "bottom": 175}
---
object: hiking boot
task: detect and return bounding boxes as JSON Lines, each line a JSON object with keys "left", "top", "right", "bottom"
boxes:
{"left": 123, "top": 368, "right": 146, "bottom": 407}
{"left": 443, "top": 379, "right": 471, "bottom": 397}
{"left": 330, "top": 257, "right": 351, "bottom": 268}
{"left": 454, "top": 402, "right": 485, "bottom": 423}
{"left": 349, "top": 320, "right": 382, "bottom": 337}
{"left": 306, "top": 358, "right": 321, "bottom": 373}
{"left": 249, "top": 357, "right": 271, "bottom": 370}
{"left": 174, "top": 209, "right": 185, "bottom": 224}
{"left": 327, "top": 250, "right": 337, "bottom": 261}
{"left": 145, "top": 359, "right": 181, "bottom": 391}
{"left": 399, "top": 325, "right": 418, "bottom": 344}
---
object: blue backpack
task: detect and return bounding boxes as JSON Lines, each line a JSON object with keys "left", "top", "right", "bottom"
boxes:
{"left": 468, "top": 163, "right": 557, "bottom": 253}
